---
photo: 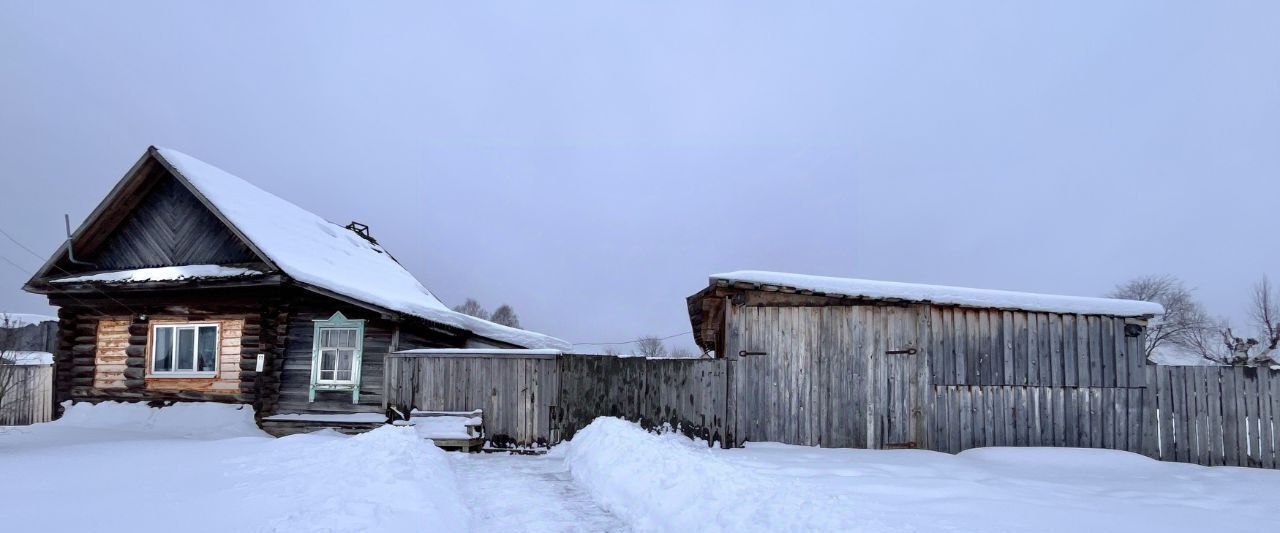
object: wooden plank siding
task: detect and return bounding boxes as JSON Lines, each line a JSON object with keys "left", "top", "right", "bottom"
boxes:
{"left": 1146, "top": 365, "right": 1280, "bottom": 468}
{"left": 82, "top": 171, "right": 259, "bottom": 271}
{"left": 0, "top": 364, "right": 54, "bottom": 425}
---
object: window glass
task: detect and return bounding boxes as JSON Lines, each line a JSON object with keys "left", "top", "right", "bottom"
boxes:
{"left": 316, "top": 327, "right": 359, "bottom": 383}
{"left": 197, "top": 326, "right": 218, "bottom": 372}
{"left": 176, "top": 328, "right": 195, "bottom": 371}
{"left": 154, "top": 327, "right": 173, "bottom": 372}
{"left": 336, "top": 350, "right": 353, "bottom": 381}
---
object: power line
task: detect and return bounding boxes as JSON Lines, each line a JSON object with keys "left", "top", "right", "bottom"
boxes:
{"left": 572, "top": 330, "right": 691, "bottom": 346}
{"left": 0, "top": 250, "right": 116, "bottom": 319}
{"left": 0, "top": 226, "right": 138, "bottom": 315}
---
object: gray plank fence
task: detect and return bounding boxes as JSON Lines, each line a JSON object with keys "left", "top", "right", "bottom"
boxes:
{"left": 1147, "top": 365, "right": 1280, "bottom": 468}
{"left": 385, "top": 350, "right": 1280, "bottom": 469}
{"left": 384, "top": 351, "right": 560, "bottom": 447}
{"left": 558, "top": 354, "right": 727, "bottom": 444}
{"left": 2, "top": 320, "right": 58, "bottom": 426}
{"left": 1, "top": 364, "right": 54, "bottom": 425}
{"left": 385, "top": 352, "right": 727, "bottom": 447}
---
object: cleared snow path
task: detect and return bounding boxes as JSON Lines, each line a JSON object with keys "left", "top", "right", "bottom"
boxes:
{"left": 449, "top": 452, "right": 630, "bottom": 533}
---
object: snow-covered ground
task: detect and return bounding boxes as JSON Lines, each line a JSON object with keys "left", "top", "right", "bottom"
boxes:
{"left": 0, "top": 402, "right": 468, "bottom": 533}
{"left": 7, "top": 407, "right": 1279, "bottom": 532}
{"left": 564, "top": 417, "right": 1280, "bottom": 532}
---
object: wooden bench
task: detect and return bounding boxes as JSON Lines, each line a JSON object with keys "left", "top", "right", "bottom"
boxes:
{"left": 394, "top": 409, "right": 485, "bottom": 452}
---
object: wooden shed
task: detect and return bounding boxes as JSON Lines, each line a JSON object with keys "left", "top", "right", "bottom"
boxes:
{"left": 687, "top": 271, "right": 1163, "bottom": 451}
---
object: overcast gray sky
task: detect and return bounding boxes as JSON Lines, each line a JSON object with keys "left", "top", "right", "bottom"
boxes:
{"left": 2, "top": 1, "right": 1277, "bottom": 352}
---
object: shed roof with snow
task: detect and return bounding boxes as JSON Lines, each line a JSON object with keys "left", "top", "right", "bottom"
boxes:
{"left": 688, "top": 270, "right": 1162, "bottom": 353}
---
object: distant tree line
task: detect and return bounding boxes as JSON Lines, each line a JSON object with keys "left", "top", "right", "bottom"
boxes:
{"left": 1111, "top": 274, "right": 1278, "bottom": 366}
{"left": 452, "top": 298, "right": 521, "bottom": 329}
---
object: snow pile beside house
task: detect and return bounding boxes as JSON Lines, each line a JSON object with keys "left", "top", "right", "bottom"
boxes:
{"left": 564, "top": 417, "right": 1280, "bottom": 532}
{"left": 52, "top": 400, "right": 265, "bottom": 438}
{"left": 561, "top": 417, "right": 870, "bottom": 531}
{"left": 0, "top": 403, "right": 467, "bottom": 532}
{"left": 713, "top": 270, "right": 1164, "bottom": 317}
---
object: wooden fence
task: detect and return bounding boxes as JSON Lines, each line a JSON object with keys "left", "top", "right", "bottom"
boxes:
{"left": 1, "top": 364, "right": 54, "bottom": 425}
{"left": 385, "top": 348, "right": 1280, "bottom": 469}
{"left": 384, "top": 351, "right": 560, "bottom": 447}
{"left": 558, "top": 355, "right": 727, "bottom": 444}
{"left": 385, "top": 352, "right": 727, "bottom": 447}
{"left": 1146, "top": 365, "right": 1280, "bottom": 468}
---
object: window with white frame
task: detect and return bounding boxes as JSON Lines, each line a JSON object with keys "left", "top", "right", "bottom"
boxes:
{"left": 315, "top": 327, "right": 359, "bottom": 383}
{"left": 308, "top": 312, "right": 365, "bottom": 403}
{"left": 151, "top": 324, "right": 219, "bottom": 374}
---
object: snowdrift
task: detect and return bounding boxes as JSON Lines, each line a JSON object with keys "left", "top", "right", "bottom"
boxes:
{"left": 0, "top": 402, "right": 468, "bottom": 532}
{"left": 563, "top": 417, "right": 1280, "bottom": 533}
{"left": 51, "top": 400, "right": 266, "bottom": 438}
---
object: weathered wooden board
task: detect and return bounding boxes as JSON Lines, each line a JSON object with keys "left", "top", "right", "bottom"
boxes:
{"left": 1145, "top": 365, "right": 1280, "bottom": 469}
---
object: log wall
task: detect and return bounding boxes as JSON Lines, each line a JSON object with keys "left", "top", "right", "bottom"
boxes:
{"left": 49, "top": 292, "right": 275, "bottom": 406}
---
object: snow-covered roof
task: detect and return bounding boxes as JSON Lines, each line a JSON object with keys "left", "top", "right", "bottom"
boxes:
{"left": 153, "top": 148, "right": 569, "bottom": 350}
{"left": 712, "top": 271, "right": 1164, "bottom": 317}
{"left": 50, "top": 265, "right": 263, "bottom": 284}
{"left": 2, "top": 351, "right": 54, "bottom": 366}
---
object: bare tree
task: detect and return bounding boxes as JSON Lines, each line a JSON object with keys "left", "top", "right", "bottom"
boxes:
{"left": 489, "top": 304, "right": 521, "bottom": 329}
{"left": 0, "top": 315, "right": 27, "bottom": 422}
{"left": 451, "top": 298, "right": 490, "bottom": 321}
{"left": 1250, "top": 275, "right": 1279, "bottom": 345}
{"left": 669, "top": 346, "right": 695, "bottom": 359}
{"left": 1215, "top": 276, "right": 1280, "bottom": 366}
{"left": 634, "top": 336, "right": 668, "bottom": 358}
{"left": 1109, "top": 275, "right": 1216, "bottom": 361}
{"left": 600, "top": 345, "right": 621, "bottom": 356}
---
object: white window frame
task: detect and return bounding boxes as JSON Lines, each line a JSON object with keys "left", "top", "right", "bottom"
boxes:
{"left": 314, "top": 327, "right": 360, "bottom": 385}
{"left": 149, "top": 323, "right": 220, "bottom": 377}
{"left": 308, "top": 312, "right": 365, "bottom": 403}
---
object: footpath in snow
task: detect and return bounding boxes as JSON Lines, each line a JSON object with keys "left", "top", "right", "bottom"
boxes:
{"left": 449, "top": 451, "right": 629, "bottom": 532}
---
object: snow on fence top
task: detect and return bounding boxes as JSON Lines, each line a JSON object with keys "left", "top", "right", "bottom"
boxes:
{"left": 712, "top": 271, "right": 1164, "bottom": 317}
{"left": 51, "top": 265, "right": 263, "bottom": 284}
{"left": 394, "top": 348, "right": 561, "bottom": 359}
{"left": 2, "top": 351, "right": 54, "bottom": 365}
{"left": 153, "top": 148, "right": 569, "bottom": 350}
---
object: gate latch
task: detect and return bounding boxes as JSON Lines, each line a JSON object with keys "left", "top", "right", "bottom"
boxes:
{"left": 885, "top": 348, "right": 918, "bottom": 355}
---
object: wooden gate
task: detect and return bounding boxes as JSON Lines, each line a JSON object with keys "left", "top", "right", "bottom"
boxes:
{"left": 727, "top": 305, "right": 928, "bottom": 449}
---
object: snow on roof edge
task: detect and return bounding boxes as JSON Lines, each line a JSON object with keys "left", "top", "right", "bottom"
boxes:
{"left": 151, "top": 147, "right": 570, "bottom": 350}
{"left": 50, "top": 265, "right": 264, "bottom": 284}
{"left": 711, "top": 271, "right": 1164, "bottom": 317}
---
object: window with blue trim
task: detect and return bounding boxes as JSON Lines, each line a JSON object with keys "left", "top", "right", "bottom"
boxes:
{"left": 308, "top": 312, "right": 365, "bottom": 403}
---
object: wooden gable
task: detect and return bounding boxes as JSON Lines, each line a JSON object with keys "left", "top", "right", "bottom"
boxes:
{"left": 27, "top": 148, "right": 273, "bottom": 284}
{"left": 87, "top": 172, "right": 258, "bottom": 270}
